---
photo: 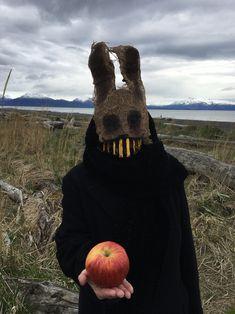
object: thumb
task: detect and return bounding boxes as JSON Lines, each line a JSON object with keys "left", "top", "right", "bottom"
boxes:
{"left": 78, "top": 269, "right": 88, "bottom": 286}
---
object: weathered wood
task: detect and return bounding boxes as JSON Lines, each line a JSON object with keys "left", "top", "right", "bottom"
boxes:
{"left": 0, "top": 179, "right": 60, "bottom": 246}
{"left": 22, "top": 189, "right": 61, "bottom": 246}
{"left": 43, "top": 120, "right": 64, "bottom": 130}
{"left": 166, "top": 146, "right": 235, "bottom": 190}
{"left": 67, "top": 117, "right": 80, "bottom": 127}
{"left": 159, "top": 134, "right": 235, "bottom": 146}
{"left": 4, "top": 277, "right": 79, "bottom": 314}
{"left": 0, "top": 180, "right": 23, "bottom": 204}
{"left": 163, "top": 123, "right": 189, "bottom": 128}
{"left": 43, "top": 119, "right": 80, "bottom": 130}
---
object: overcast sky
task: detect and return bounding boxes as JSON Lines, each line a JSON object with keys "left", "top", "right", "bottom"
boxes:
{"left": 1, "top": 0, "right": 235, "bottom": 104}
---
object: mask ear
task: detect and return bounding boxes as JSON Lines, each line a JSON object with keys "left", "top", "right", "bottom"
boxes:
{"left": 88, "top": 42, "right": 116, "bottom": 104}
{"left": 110, "top": 45, "right": 145, "bottom": 101}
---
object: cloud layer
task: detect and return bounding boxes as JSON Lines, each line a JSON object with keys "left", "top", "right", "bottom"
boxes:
{"left": 0, "top": 0, "right": 235, "bottom": 103}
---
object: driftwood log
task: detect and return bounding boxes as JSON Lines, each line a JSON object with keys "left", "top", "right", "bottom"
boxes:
{"left": 163, "top": 122, "right": 189, "bottom": 128}
{"left": 160, "top": 134, "right": 235, "bottom": 146}
{"left": 4, "top": 277, "right": 79, "bottom": 314}
{"left": 0, "top": 180, "right": 23, "bottom": 204}
{"left": 43, "top": 118, "right": 80, "bottom": 130}
{"left": 0, "top": 179, "right": 60, "bottom": 246}
{"left": 43, "top": 120, "right": 64, "bottom": 130}
{"left": 166, "top": 146, "right": 235, "bottom": 190}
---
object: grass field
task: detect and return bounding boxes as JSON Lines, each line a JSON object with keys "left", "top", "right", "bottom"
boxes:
{"left": 0, "top": 108, "right": 234, "bottom": 313}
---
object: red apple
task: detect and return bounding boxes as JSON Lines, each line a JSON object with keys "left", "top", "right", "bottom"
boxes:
{"left": 85, "top": 241, "right": 130, "bottom": 288}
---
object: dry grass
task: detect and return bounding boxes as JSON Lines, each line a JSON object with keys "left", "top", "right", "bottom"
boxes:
{"left": 186, "top": 175, "right": 235, "bottom": 314}
{"left": 0, "top": 109, "right": 234, "bottom": 313}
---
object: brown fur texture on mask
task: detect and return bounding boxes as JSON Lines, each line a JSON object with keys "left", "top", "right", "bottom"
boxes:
{"left": 88, "top": 42, "right": 150, "bottom": 143}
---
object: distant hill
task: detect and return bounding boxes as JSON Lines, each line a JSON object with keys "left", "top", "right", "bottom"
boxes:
{"left": 0, "top": 95, "right": 94, "bottom": 108}
{"left": 147, "top": 102, "right": 235, "bottom": 110}
{"left": 1, "top": 95, "right": 235, "bottom": 110}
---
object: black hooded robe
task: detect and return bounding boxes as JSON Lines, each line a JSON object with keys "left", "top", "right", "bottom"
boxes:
{"left": 55, "top": 116, "right": 203, "bottom": 314}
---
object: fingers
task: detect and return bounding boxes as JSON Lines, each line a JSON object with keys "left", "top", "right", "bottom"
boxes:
{"left": 118, "top": 283, "right": 131, "bottom": 299}
{"left": 123, "top": 279, "right": 134, "bottom": 294}
{"left": 112, "top": 287, "right": 125, "bottom": 298}
{"left": 94, "top": 287, "right": 117, "bottom": 300}
{"left": 94, "top": 279, "right": 134, "bottom": 300}
{"left": 78, "top": 271, "right": 134, "bottom": 301}
{"left": 118, "top": 279, "right": 134, "bottom": 299}
{"left": 90, "top": 283, "right": 133, "bottom": 300}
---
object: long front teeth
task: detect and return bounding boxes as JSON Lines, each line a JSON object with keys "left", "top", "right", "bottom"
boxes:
{"left": 133, "top": 139, "right": 136, "bottom": 153}
{"left": 107, "top": 142, "right": 110, "bottom": 153}
{"left": 119, "top": 139, "right": 123, "bottom": 158}
{"left": 137, "top": 139, "right": 142, "bottom": 150}
{"left": 113, "top": 141, "right": 116, "bottom": 155}
{"left": 126, "top": 138, "right": 130, "bottom": 157}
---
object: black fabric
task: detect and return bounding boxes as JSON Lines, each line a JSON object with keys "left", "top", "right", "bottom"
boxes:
{"left": 83, "top": 114, "right": 187, "bottom": 197}
{"left": 55, "top": 114, "right": 203, "bottom": 314}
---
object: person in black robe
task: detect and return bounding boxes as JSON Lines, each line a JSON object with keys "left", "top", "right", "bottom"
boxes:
{"left": 55, "top": 42, "right": 203, "bottom": 314}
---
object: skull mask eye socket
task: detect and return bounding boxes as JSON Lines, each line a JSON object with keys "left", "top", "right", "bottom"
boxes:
{"left": 103, "top": 114, "right": 121, "bottom": 132}
{"left": 127, "top": 110, "right": 141, "bottom": 130}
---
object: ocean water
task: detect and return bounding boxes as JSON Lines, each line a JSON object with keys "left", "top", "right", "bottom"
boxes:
{"left": 2, "top": 106, "right": 235, "bottom": 122}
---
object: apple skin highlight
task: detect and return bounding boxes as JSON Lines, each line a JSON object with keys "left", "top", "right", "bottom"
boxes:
{"left": 85, "top": 241, "right": 130, "bottom": 288}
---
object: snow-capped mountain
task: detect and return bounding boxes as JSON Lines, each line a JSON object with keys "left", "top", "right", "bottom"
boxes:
{"left": 170, "top": 97, "right": 235, "bottom": 106}
{"left": 1, "top": 95, "right": 235, "bottom": 110}
{"left": 20, "top": 93, "right": 51, "bottom": 99}
{"left": 0, "top": 94, "right": 94, "bottom": 108}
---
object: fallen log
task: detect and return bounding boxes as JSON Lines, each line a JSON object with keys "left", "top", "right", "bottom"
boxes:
{"left": 43, "top": 120, "right": 64, "bottom": 130}
{"left": 159, "top": 134, "right": 235, "bottom": 146}
{"left": 4, "top": 277, "right": 79, "bottom": 314}
{"left": 166, "top": 146, "right": 235, "bottom": 190}
{"left": 0, "top": 179, "right": 60, "bottom": 246}
{"left": 163, "top": 123, "right": 189, "bottom": 128}
{"left": 67, "top": 117, "right": 80, "bottom": 128}
{"left": 0, "top": 180, "right": 23, "bottom": 204}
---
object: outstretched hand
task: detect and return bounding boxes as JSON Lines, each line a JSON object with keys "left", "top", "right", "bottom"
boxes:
{"left": 78, "top": 269, "right": 134, "bottom": 300}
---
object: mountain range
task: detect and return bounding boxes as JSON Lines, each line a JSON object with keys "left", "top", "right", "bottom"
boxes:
{"left": 1, "top": 94, "right": 235, "bottom": 111}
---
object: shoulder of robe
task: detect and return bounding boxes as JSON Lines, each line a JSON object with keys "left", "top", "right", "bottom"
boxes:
{"left": 166, "top": 153, "right": 189, "bottom": 186}
{"left": 62, "top": 163, "right": 89, "bottom": 188}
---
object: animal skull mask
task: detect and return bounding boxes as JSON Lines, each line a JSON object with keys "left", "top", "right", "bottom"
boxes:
{"left": 88, "top": 42, "right": 151, "bottom": 157}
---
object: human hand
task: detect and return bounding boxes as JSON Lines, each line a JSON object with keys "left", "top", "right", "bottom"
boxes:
{"left": 78, "top": 269, "right": 134, "bottom": 300}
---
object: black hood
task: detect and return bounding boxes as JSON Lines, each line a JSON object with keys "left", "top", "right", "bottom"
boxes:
{"left": 83, "top": 113, "right": 188, "bottom": 198}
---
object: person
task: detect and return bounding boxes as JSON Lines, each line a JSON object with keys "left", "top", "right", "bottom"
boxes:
{"left": 55, "top": 42, "right": 203, "bottom": 314}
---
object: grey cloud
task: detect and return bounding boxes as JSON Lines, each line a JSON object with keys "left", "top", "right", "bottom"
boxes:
{"left": 1, "top": 0, "right": 235, "bottom": 102}
{"left": 151, "top": 40, "right": 235, "bottom": 60}
{"left": 2, "top": 0, "right": 235, "bottom": 61}
{"left": 2, "top": 0, "right": 164, "bottom": 21}
{"left": 0, "top": 3, "right": 41, "bottom": 35}
{"left": 218, "top": 97, "right": 235, "bottom": 102}
{"left": 0, "top": 54, "right": 13, "bottom": 65}
{"left": 4, "top": 0, "right": 235, "bottom": 22}
{"left": 26, "top": 73, "right": 54, "bottom": 80}
{"left": 221, "top": 87, "right": 235, "bottom": 91}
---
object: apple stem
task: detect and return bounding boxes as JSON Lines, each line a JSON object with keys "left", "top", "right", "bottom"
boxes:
{"left": 102, "top": 249, "right": 111, "bottom": 257}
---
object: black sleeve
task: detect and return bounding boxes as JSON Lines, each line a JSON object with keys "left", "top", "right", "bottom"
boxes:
{"left": 55, "top": 173, "right": 96, "bottom": 285}
{"left": 179, "top": 184, "right": 204, "bottom": 314}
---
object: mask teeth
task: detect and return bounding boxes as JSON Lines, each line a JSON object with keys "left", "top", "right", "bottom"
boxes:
{"left": 107, "top": 142, "right": 110, "bottom": 153}
{"left": 102, "top": 138, "right": 141, "bottom": 156}
{"left": 119, "top": 138, "right": 123, "bottom": 158}
{"left": 137, "top": 139, "right": 142, "bottom": 149}
{"left": 132, "top": 139, "right": 136, "bottom": 153}
{"left": 113, "top": 141, "right": 116, "bottom": 155}
{"left": 126, "top": 138, "right": 130, "bottom": 158}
